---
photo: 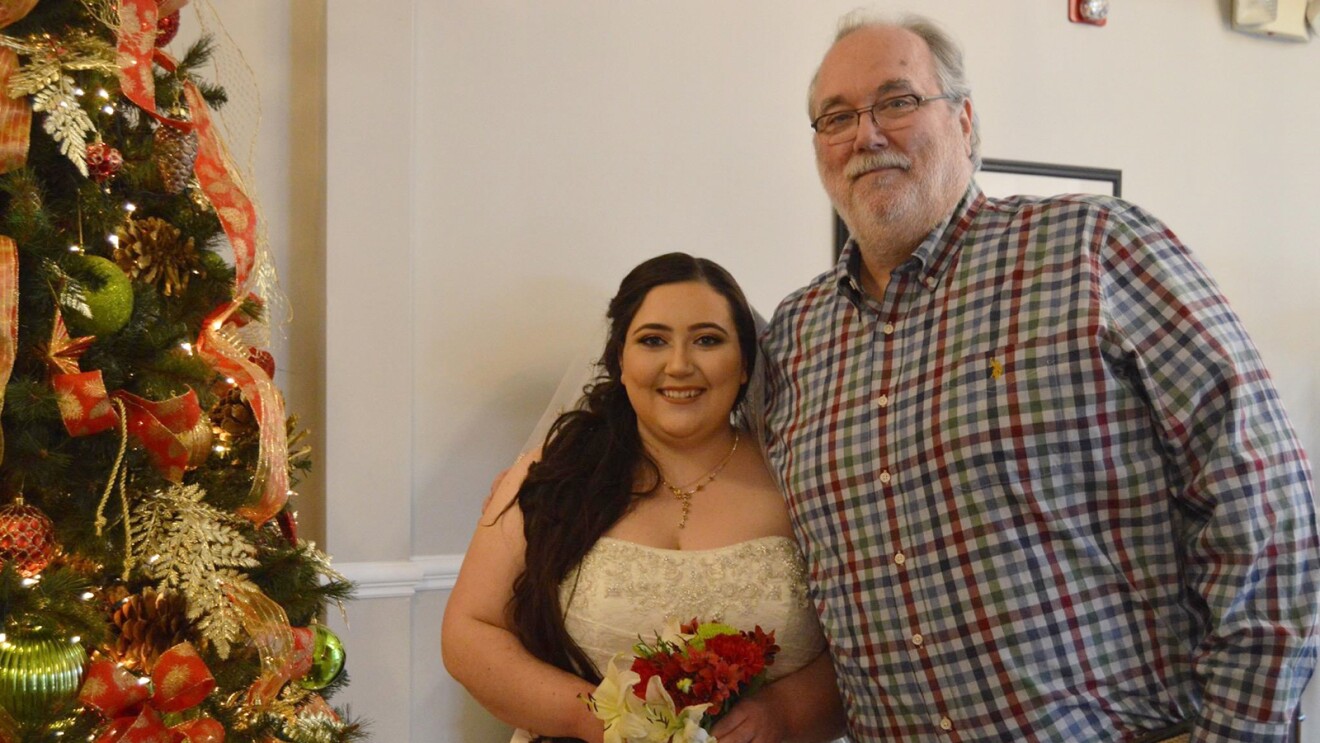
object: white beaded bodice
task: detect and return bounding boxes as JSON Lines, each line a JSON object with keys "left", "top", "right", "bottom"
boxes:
{"left": 559, "top": 535, "right": 826, "bottom": 682}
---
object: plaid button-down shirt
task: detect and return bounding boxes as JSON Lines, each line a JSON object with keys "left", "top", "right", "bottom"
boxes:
{"left": 762, "top": 183, "right": 1318, "bottom": 741}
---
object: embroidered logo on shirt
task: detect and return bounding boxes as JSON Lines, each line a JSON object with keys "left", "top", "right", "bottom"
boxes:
{"left": 989, "top": 358, "right": 1004, "bottom": 380}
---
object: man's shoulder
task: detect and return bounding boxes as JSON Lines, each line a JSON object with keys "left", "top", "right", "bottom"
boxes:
{"left": 975, "top": 191, "right": 1170, "bottom": 248}
{"left": 980, "top": 191, "right": 1137, "bottom": 221}
{"left": 763, "top": 267, "right": 840, "bottom": 338}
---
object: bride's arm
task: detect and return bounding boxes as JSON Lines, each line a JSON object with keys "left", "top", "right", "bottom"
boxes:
{"left": 442, "top": 454, "right": 604, "bottom": 743}
{"left": 710, "top": 649, "right": 847, "bottom": 743}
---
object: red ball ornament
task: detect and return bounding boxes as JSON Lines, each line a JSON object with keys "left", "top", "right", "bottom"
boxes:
{"left": 0, "top": 499, "right": 57, "bottom": 578}
{"left": 155, "top": 11, "right": 181, "bottom": 47}
{"left": 85, "top": 142, "right": 123, "bottom": 183}
{"left": 248, "top": 348, "right": 275, "bottom": 378}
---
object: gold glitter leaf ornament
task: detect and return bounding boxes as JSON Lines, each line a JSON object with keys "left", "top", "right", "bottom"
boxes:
{"left": 130, "top": 484, "right": 261, "bottom": 659}
{"left": 4, "top": 55, "right": 59, "bottom": 98}
{"left": 30, "top": 74, "right": 94, "bottom": 176}
{"left": 3, "top": 29, "right": 117, "bottom": 99}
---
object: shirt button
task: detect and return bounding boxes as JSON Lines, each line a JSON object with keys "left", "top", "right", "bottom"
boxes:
{"left": 878, "top": 470, "right": 892, "bottom": 484}
{"left": 924, "top": 276, "right": 937, "bottom": 289}
{"left": 894, "top": 552, "right": 906, "bottom": 566}
{"left": 939, "top": 717, "right": 953, "bottom": 731}
{"left": 876, "top": 394, "right": 889, "bottom": 407}
{"left": 912, "top": 633, "right": 924, "bottom": 646}
{"left": 883, "top": 322, "right": 895, "bottom": 335}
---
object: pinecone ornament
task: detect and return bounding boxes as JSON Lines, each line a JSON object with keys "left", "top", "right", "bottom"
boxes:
{"left": 153, "top": 121, "right": 199, "bottom": 194}
{"left": 210, "top": 386, "right": 258, "bottom": 452}
{"left": 114, "top": 216, "right": 201, "bottom": 297}
{"left": 111, "top": 587, "right": 195, "bottom": 671}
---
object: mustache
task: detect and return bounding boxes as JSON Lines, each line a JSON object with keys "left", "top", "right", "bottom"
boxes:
{"left": 845, "top": 152, "right": 912, "bottom": 179}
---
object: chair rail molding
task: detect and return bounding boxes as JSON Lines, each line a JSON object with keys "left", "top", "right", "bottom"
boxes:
{"left": 335, "top": 555, "right": 463, "bottom": 599}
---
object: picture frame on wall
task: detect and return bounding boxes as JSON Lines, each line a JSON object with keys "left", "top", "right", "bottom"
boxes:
{"left": 833, "top": 158, "right": 1123, "bottom": 258}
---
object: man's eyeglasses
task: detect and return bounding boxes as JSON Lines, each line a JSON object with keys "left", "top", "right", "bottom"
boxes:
{"left": 811, "top": 93, "right": 956, "bottom": 144}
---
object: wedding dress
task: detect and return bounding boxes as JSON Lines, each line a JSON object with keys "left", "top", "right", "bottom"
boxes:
{"left": 510, "top": 535, "right": 826, "bottom": 743}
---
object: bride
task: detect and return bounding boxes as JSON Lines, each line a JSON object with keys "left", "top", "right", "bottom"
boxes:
{"left": 442, "top": 253, "right": 845, "bottom": 743}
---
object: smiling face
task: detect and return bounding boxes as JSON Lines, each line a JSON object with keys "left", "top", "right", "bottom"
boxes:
{"left": 811, "top": 24, "right": 974, "bottom": 251}
{"left": 619, "top": 281, "right": 748, "bottom": 449}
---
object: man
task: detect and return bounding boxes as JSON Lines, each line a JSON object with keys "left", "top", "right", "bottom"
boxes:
{"left": 761, "top": 11, "right": 1318, "bottom": 742}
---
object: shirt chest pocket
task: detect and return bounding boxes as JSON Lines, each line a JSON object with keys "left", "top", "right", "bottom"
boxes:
{"left": 926, "top": 337, "right": 1081, "bottom": 493}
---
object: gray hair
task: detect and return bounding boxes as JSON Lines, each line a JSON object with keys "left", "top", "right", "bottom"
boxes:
{"left": 809, "top": 11, "right": 982, "bottom": 169}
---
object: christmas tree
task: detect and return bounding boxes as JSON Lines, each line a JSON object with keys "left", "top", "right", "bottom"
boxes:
{"left": 0, "top": 1, "right": 362, "bottom": 741}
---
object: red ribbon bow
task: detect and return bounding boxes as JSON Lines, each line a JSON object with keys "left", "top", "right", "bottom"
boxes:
{"left": 52, "top": 366, "right": 204, "bottom": 484}
{"left": 79, "top": 643, "right": 223, "bottom": 743}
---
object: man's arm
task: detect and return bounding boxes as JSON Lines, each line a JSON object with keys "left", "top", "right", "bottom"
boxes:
{"left": 1101, "top": 203, "right": 1319, "bottom": 740}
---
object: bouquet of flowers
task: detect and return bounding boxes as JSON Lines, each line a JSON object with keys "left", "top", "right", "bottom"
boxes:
{"left": 583, "top": 618, "right": 780, "bottom": 743}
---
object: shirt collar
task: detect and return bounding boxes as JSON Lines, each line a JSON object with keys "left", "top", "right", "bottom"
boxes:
{"left": 834, "top": 180, "right": 986, "bottom": 299}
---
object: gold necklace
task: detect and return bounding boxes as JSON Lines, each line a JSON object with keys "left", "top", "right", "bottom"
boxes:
{"left": 659, "top": 431, "right": 739, "bottom": 529}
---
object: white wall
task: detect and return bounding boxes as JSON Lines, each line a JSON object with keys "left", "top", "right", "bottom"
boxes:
{"left": 237, "top": 1, "right": 1320, "bottom": 741}
{"left": 412, "top": 0, "right": 1320, "bottom": 555}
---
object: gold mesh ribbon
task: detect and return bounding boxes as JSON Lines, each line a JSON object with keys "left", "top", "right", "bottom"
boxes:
{"left": 224, "top": 581, "right": 298, "bottom": 706}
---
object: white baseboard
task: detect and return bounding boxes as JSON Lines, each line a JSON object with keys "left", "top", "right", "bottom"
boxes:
{"left": 334, "top": 554, "right": 464, "bottom": 598}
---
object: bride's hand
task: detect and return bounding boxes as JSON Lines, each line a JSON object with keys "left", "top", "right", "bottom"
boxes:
{"left": 710, "top": 695, "right": 787, "bottom": 743}
{"left": 711, "top": 651, "right": 845, "bottom": 742}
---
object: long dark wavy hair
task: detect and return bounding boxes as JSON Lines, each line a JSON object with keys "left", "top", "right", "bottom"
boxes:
{"left": 508, "top": 253, "right": 758, "bottom": 688}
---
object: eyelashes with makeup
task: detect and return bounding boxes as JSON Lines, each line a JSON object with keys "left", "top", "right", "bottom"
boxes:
{"left": 634, "top": 333, "right": 727, "bottom": 349}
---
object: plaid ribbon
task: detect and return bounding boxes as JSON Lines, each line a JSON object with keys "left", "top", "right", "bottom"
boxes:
{"left": 0, "top": 2, "right": 37, "bottom": 464}
{"left": 0, "top": 238, "right": 15, "bottom": 464}
{"left": 0, "top": 0, "right": 38, "bottom": 174}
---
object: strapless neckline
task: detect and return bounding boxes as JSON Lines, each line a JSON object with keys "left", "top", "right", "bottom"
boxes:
{"left": 594, "top": 534, "right": 797, "bottom": 555}
{"left": 560, "top": 532, "right": 824, "bottom": 679}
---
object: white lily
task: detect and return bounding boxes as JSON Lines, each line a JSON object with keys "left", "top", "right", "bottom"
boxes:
{"left": 587, "top": 654, "right": 652, "bottom": 743}
{"left": 674, "top": 710, "right": 714, "bottom": 743}
{"left": 643, "top": 674, "right": 714, "bottom": 743}
{"left": 656, "top": 616, "right": 693, "bottom": 648}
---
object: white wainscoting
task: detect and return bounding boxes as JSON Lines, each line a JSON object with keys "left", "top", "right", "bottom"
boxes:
{"left": 325, "top": 554, "right": 512, "bottom": 742}
{"left": 336, "top": 554, "right": 463, "bottom": 599}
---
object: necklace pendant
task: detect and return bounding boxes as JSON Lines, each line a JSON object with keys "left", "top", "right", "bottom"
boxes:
{"left": 675, "top": 493, "right": 692, "bottom": 528}
{"left": 658, "top": 431, "right": 740, "bottom": 531}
